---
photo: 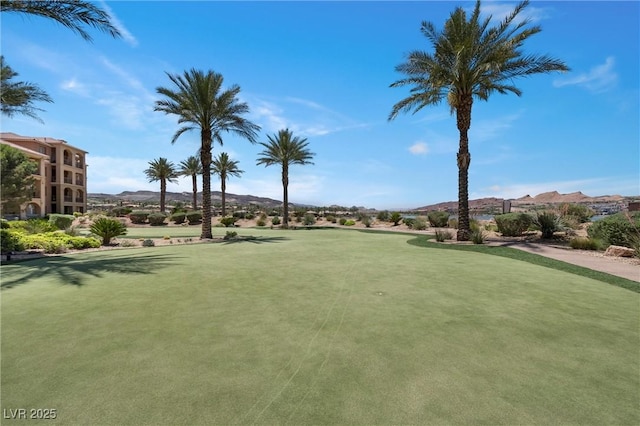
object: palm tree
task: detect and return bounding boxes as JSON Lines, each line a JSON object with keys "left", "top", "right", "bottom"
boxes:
{"left": 256, "top": 129, "right": 315, "bottom": 228}
{"left": 1, "top": 0, "right": 121, "bottom": 42}
{"left": 155, "top": 69, "right": 260, "bottom": 239}
{"left": 388, "top": 0, "right": 569, "bottom": 241}
{"left": 144, "top": 157, "right": 178, "bottom": 213}
{"left": 211, "top": 152, "right": 243, "bottom": 217}
{"left": 179, "top": 156, "right": 202, "bottom": 210}
{"left": 1, "top": 56, "right": 52, "bottom": 122}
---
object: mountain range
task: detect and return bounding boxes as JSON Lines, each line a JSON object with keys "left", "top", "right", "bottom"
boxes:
{"left": 89, "top": 190, "right": 637, "bottom": 212}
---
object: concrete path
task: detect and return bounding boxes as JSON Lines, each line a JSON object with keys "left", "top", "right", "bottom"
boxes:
{"left": 494, "top": 241, "right": 640, "bottom": 282}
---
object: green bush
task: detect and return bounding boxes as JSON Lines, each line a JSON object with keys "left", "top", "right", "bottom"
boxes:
{"left": 448, "top": 218, "right": 458, "bottom": 229}
{"left": 560, "top": 203, "right": 594, "bottom": 223}
{"left": 427, "top": 211, "right": 450, "bottom": 227}
{"left": 8, "top": 219, "right": 57, "bottom": 234}
{"left": 49, "top": 214, "right": 75, "bottom": 230}
{"left": 412, "top": 217, "right": 428, "bottom": 230}
{"left": 110, "top": 207, "right": 132, "bottom": 217}
{"left": 18, "top": 232, "right": 100, "bottom": 253}
{"left": 361, "top": 216, "right": 372, "bottom": 228}
{"left": 148, "top": 213, "right": 167, "bottom": 226}
{"left": 142, "top": 239, "right": 155, "bottom": 247}
{"left": 1, "top": 229, "right": 26, "bottom": 253}
{"left": 303, "top": 214, "right": 316, "bottom": 226}
{"left": 256, "top": 219, "right": 266, "bottom": 227}
{"left": 186, "top": 211, "right": 202, "bottom": 224}
{"left": 435, "top": 229, "right": 453, "bottom": 242}
{"left": 90, "top": 217, "right": 128, "bottom": 245}
{"left": 376, "top": 210, "right": 390, "bottom": 221}
{"left": 471, "top": 229, "right": 486, "bottom": 244}
{"left": 224, "top": 231, "right": 238, "bottom": 240}
{"left": 534, "top": 211, "right": 562, "bottom": 239}
{"left": 325, "top": 215, "right": 335, "bottom": 223}
{"left": 219, "top": 216, "right": 237, "bottom": 227}
{"left": 1, "top": 219, "right": 10, "bottom": 229}
{"left": 403, "top": 217, "right": 416, "bottom": 228}
{"left": 495, "top": 213, "right": 533, "bottom": 237}
{"left": 344, "top": 219, "right": 356, "bottom": 226}
{"left": 389, "top": 212, "right": 402, "bottom": 226}
{"left": 271, "top": 216, "right": 281, "bottom": 226}
{"left": 129, "top": 211, "right": 150, "bottom": 224}
{"left": 569, "top": 237, "right": 603, "bottom": 251}
{"left": 339, "top": 217, "right": 347, "bottom": 225}
{"left": 171, "top": 212, "right": 186, "bottom": 224}
{"left": 587, "top": 213, "right": 640, "bottom": 248}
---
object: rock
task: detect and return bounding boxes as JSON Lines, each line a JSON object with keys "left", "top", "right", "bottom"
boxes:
{"left": 604, "top": 245, "right": 636, "bottom": 258}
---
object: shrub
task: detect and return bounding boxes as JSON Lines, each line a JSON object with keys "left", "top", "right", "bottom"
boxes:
{"left": 494, "top": 213, "right": 533, "bottom": 237}
{"left": 403, "top": 217, "right": 416, "bottom": 228}
{"left": 224, "top": 231, "right": 238, "bottom": 240}
{"left": 587, "top": 212, "right": 640, "bottom": 248}
{"left": 344, "top": 219, "right": 356, "bottom": 226}
{"left": 559, "top": 203, "right": 594, "bottom": 223}
{"left": 110, "top": 207, "right": 132, "bottom": 217}
{"left": 1, "top": 219, "right": 10, "bottom": 229}
{"left": 256, "top": 219, "right": 266, "bottom": 227}
{"left": 303, "top": 214, "right": 316, "bottom": 226}
{"left": 325, "top": 215, "right": 336, "bottom": 223}
{"left": 142, "top": 239, "right": 155, "bottom": 247}
{"left": 361, "top": 216, "right": 372, "bottom": 228}
{"left": 219, "top": 216, "right": 237, "bottom": 227}
{"left": 569, "top": 237, "right": 603, "bottom": 251}
{"left": 129, "top": 211, "right": 150, "bottom": 224}
{"left": 427, "top": 211, "right": 450, "bottom": 227}
{"left": 448, "top": 218, "right": 458, "bottom": 229}
{"left": 271, "top": 216, "right": 281, "bottom": 226}
{"left": 412, "top": 217, "right": 428, "bottom": 230}
{"left": 470, "top": 218, "right": 481, "bottom": 233}
{"left": 90, "top": 217, "right": 128, "bottom": 245}
{"left": 389, "top": 212, "right": 403, "bottom": 226}
{"left": 471, "top": 229, "right": 486, "bottom": 244}
{"left": 435, "top": 229, "right": 453, "bottom": 242}
{"left": 1, "top": 229, "right": 25, "bottom": 253}
{"left": 148, "top": 213, "right": 167, "bottom": 226}
{"left": 339, "top": 217, "right": 347, "bottom": 225}
{"left": 376, "top": 210, "right": 390, "bottom": 221}
{"left": 49, "top": 214, "right": 75, "bottom": 230}
{"left": 17, "top": 232, "right": 100, "bottom": 253}
{"left": 9, "top": 218, "right": 57, "bottom": 234}
{"left": 119, "top": 239, "right": 137, "bottom": 248}
{"left": 171, "top": 212, "right": 186, "bottom": 224}
{"left": 186, "top": 211, "right": 203, "bottom": 224}
{"left": 533, "top": 211, "right": 562, "bottom": 239}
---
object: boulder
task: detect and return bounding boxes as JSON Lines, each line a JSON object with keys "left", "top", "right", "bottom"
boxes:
{"left": 604, "top": 245, "right": 636, "bottom": 258}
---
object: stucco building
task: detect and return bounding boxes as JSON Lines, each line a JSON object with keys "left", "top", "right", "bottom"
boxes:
{"left": 0, "top": 132, "right": 88, "bottom": 218}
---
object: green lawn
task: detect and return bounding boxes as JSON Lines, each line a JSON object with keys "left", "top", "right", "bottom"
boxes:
{"left": 1, "top": 228, "right": 638, "bottom": 425}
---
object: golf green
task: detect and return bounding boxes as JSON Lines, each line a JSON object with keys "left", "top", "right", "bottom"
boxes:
{"left": 1, "top": 229, "right": 638, "bottom": 425}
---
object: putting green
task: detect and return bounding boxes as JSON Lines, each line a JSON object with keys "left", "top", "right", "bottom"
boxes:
{"left": 1, "top": 229, "right": 638, "bottom": 425}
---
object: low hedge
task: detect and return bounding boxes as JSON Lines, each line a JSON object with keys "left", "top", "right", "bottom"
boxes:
{"left": 495, "top": 213, "right": 533, "bottom": 237}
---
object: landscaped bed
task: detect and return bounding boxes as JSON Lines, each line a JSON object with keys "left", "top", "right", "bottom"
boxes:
{"left": 1, "top": 228, "right": 638, "bottom": 425}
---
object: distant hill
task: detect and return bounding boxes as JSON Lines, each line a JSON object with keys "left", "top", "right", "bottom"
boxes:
{"left": 87, "top": 190, "right": 308, "bottom": 209}
{"left": 414, "top": 192, "right": 635, "bottom": 212}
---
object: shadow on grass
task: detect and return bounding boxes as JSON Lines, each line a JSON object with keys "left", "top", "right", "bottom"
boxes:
{"left": 407, "top": 235, "right": 640, "bottom": 293}
{"left": 1, "top": 252, "right": 181, "bottom": 289}
{"left": 216, "top": 235, "right": 289, "bottom": 245}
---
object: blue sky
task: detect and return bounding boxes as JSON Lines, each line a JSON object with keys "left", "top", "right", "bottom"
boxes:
{"left": 1, "top": 1, "right": 638, "bottom": 209}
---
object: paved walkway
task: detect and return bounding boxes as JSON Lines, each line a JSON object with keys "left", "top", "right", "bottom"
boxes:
{"left": 493, "top": 241, "right": 640, "bottom": 282}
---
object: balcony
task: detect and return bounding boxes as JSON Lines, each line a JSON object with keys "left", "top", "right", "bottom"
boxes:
{"left": 75, "top": 161, "right": 84, "bottom": 169}
{"left": 75, "top": 179, "right": 83, "bottom": 186}
{"left": 63, "top": 159, "right": 73, "bottom": 166}
{"left": 64, "top": 178, "right": 73, "bottom": 184}
{"left": 64, "top": 196, "right": 73, "bottom": 203}
{"left": 75, "top": 197, "right": 84, "bottom": 203}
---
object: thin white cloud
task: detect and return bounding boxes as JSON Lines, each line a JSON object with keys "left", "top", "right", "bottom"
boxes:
{"left": 553, "top": 57, "right": 618, "bottom": 93}
{"left": 409, "top": 141, "right": 429, "bottom": 155}
{"left": 60, "top": 78, "right": 89, "bottom": 97}
{"left": 100, "top": 2, "right": 138, "bottom": 47}
{"left": 479, "top": 2, "right": 548, "bottom": 24}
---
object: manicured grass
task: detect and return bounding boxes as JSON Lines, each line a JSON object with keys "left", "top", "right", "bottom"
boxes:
{"left": 1, "top": 229, "right": 638, "bottom": 425}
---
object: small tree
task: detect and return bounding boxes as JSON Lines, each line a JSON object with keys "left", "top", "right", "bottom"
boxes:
{"left": 90, "top": 217, "right": 127, "bottom": 245}
{"left": 0, "top": 144, "right": 37, "bottom": 214}
{"left": 389, "top": 212, "right": 403, "bottom": 226}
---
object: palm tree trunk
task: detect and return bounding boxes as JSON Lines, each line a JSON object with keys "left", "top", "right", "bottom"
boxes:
{"left": 456, "top": 95, "right": 473, "bottom": 241}
{"left": 221, "top": 177, "right": 226, "bottom": 217}
{"left": 282, "top": 165, "right": 289, "bottom": 228}
{"left": 192, "top": 174, "right": 198, "bottom": 210}
{"left": 160, "top": 179, "right": 166, "bottom": 213}
{"left": 200, "top": 133, "right": 213, "bottom": 239}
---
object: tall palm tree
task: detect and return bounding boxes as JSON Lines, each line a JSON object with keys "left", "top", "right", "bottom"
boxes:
{"left": 1, "top": 0, "right": 121, "bottom": 42}
{"left": 389, "top": 0, "right": 569, "bottom": 241}
{"left": 144, "top": 157, "right": 178, "bottom": 213}
{"left": 0, "top": 56, "right": 52, "bottom": 122}
{"left": 211, "top": 152, "right": 243, "bottom": 217}
{"left": 155, "top": 69, "right": 260, "bottom": 239}
{"left": 256, "top": 129, "right": 315, "bottom": 228}
{"left": 179, "top": 155, "right": 202, "bottom": 210}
